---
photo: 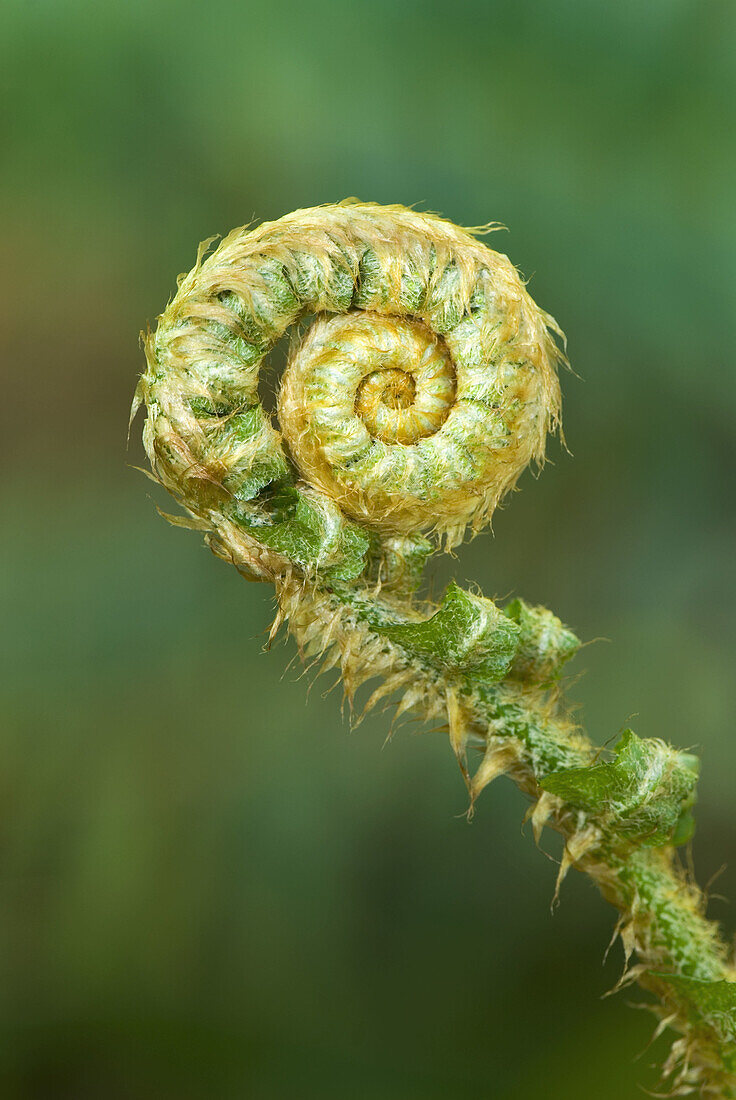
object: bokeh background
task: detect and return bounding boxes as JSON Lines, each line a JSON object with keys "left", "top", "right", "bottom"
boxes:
{"left": 2, "top": 1, "right": 735, "bottom": 1096}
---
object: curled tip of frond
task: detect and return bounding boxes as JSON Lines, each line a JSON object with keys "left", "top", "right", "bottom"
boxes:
{"left": 139, "top": 200, "right": 565, "bottom": 567}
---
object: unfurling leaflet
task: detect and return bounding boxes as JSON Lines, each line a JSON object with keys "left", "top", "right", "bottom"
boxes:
{"left": 134, "top": 202, "right": 736, "bottom": 1094}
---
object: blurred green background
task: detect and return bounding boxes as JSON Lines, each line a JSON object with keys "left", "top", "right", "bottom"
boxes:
{"left": 2, "top": 1, "right": 735, "bottom": 1096}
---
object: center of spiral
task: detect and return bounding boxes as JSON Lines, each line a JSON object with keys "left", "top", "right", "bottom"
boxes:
{"left": 375, "top": 369, "right": 416, "bottom": 411}
{"left": 355, "top": 362, "right": 449, "bottom": 445}
{"left": 355, "top": 368, "right": 419, "bottom": 444}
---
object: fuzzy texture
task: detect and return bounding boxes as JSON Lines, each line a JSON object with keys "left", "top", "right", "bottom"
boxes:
{"left": 136, "top": 201, "right": 736, "bottom": 1095}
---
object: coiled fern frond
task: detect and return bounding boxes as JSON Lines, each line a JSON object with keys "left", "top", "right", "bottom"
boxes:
{"left": 134, "top": 201, "right": 736, "bottom": 1095}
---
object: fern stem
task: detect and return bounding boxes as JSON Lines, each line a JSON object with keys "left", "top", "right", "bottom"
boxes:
{"left": 135, "top": 201, "right": 736, "bottom": 1095}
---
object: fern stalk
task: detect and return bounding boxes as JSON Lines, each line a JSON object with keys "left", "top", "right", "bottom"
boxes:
{"left": 134, "top": 201, "right": 736, "bottom": 1094}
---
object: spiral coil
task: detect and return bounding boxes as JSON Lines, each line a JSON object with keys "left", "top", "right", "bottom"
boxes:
{"left": 139, "top": 202, "right": 563, "bottom": 562}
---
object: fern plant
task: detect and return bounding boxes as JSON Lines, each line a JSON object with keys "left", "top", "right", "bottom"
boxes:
{"left": 133, "top": 201, "right": 735, "bottom": 1095}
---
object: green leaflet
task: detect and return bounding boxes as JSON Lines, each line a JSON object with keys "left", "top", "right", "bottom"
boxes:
{"left": 367, "top": 533, "right": 434, "bottom": 594}
{"left": 377, "top": 582, "right": 520, "bottom": 682}
{"left": 353, "top": 248, "right": 389, "bottom": 310}
{"left": 217, "top": 406, "right": 292, "bottom": 502}
{"left": 503, "top": 598, "right": 580, "bottom": 684}
{"left": 288, "top": 248, "right": 355, "bottom": 313}
{"left": 540, "top": 728, "right": 699, "bottom": 846}
{"left": 653, "top": 974, "right": 736, "bottom": 1045}
{"left": 188, "top": 395, "right": 237, "bottom": 418}
{"left": 236, "top": 486, "right": 369, "bottom": 582}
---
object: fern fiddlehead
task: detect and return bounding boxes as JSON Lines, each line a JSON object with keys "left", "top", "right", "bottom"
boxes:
{"left": 135, "top": 202, "right": 736, "bottom": 1094}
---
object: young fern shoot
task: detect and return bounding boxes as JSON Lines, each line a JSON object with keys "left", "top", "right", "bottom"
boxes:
{"left": 135, "top": 202, "right": 736, "bottom": 1095}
